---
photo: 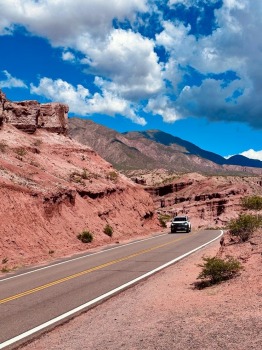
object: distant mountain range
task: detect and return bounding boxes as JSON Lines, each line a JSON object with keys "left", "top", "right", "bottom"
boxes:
{"left": 69, "top": 118, "right": 262, "bottom": 174}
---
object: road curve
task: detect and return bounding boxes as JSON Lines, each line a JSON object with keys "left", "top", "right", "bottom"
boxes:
{"left": 0, "top": 229, "right": 222, "bottom": 349}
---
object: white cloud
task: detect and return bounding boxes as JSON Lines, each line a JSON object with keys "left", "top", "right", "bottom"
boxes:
{"left": 145, "top": 95, "right": 181, "bottom": 123}
{"left": 240, "top": 149, "right": 262, "bottom": 162}
{"left": 0, "top": 70, "right": 27, "bottom": 89}
{"left": 62, "top": 51, "right": 75, "bottom": 62}
{"left": 30, "top": 77, "right": 146, "bottom": 125}
{"left": 157, "top": 0, "right": 262, "bottom": 128}
{"left": 0, "top": 0, "right": 162, "bottom": 103}
{"left": 0, "top": 0, "right": 147, "bottom": 44}
{"left": 84, "top": 29, "right": 163, "bottom": 100}
{"left": 1, "top": 0, "right": 262, "bottom": 130}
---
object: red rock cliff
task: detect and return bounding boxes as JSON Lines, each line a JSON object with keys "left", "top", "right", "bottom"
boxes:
{"left": 0, "top": 90, "right": 68, "bottom": 134}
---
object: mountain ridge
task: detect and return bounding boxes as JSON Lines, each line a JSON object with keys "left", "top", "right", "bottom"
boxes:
{"left": 69, "top": 118, "right": 262, "bottom": 174}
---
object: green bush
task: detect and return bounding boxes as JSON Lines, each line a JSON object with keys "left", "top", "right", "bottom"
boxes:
{"left": 77, "top": 230, "right": 93, "bottom": 243}
{"left": 228, "top": 214, "right": 260, "bottom": 242}
{"left": 241, "top": 195, "right": 262, "bottom": 211}
{"left": 197, "top": 256, "right": 242, "bottom": 286}
{"left": 159, "top": 216, "right": 167, "bottom": 228}
{"left": 103, "top": 224, "right": 113, "bottom": 237}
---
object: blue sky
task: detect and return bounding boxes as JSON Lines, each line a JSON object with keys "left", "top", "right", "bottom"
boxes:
{"left": 0, "top": 0, "right": 261, "bottom": 160}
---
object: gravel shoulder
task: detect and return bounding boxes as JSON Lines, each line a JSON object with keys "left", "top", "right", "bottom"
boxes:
{"left": 20, "top": 235, "right": 262, "bottom": 350}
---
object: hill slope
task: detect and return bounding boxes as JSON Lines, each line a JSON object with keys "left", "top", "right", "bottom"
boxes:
{"left": 0, "top": 124, "right": 160, "bottom": 271}
{"left": 69, "top": 118, "right": 262, "bottom": 174}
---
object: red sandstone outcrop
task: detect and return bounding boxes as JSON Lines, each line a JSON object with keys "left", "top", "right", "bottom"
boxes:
{"left": 0, "top": 91, "right": 161, "bottom": 271}
{"left": 130, "top": 170, "right": 262, "bottom": 229}
{"left": 0, "top": 124, "right": 160, "bottom": 271}
{"left": 0, "top": 89, "right": 68, "bottom": 134}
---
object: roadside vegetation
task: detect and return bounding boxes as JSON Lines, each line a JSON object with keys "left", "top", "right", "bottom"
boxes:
{"left": 103, "top": 224, "right": 113, "bottom": 237}
{"left": 196, "top": 195, "right": 262, "bottom": 288}
{"left": 196, "top": 256, "right": 242, "bottom": 288}
{"left": 228, "top": 195, "right": 262, "bottom": 242}
{"left": 158, "top": 214, "right": 171, "bottom": 228}
{"left": 228, "top": 214, "right": 261, "bottom": 242}
{"left": 77, "top": 230, "right": 93, "bottom": 243}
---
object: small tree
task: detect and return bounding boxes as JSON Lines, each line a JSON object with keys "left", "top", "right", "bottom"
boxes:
{"left": 197, "top": 256, "right": 242, "bottom": 286}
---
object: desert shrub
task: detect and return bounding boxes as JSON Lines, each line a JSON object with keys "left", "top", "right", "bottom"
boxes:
{"left": 159, "top": 214, "right": 172, "bottom": 228}
{"left": 197, "top": 256, "right": 242, "bottom": 286}
{"left": 1, "top": 267, "right": 10, "bottom": 273}
{"left": 0, "top": 141, "right": 7, "bottom": 153}
{"left": 81, "top": 168, "right": 89, "bottom": 180}
{"left": 107, "top": 171, "right": 118, "bottom": 182}
{"left": 70, "top": 169, "right": 94, "bottom": 183}
{"left": 32, "top": 139, "right": 42, "bottom": 147}
{"left": 2, "top": 257, "right": 8, "bottom": 264}
{"left": 70, "top": 171, "right": 84, "bottom": 184}
{"left": 228, "top": 214, "right": 260, "bottom": 242}
{"left": 77, "top": 230, "right": 93, "bottom": 243}
{"left": 103, "top": 224, "right": 113, "bottom": 237}
{"left": 241, "top": 195, "right": 262, "bottom": 211}
{"left": 15, "top": 148, "right": 27, "bottom": 157}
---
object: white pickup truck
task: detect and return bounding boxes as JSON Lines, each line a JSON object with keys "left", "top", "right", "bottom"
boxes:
{"left": 170, "top": 215, "right": 191, "bottom": 233}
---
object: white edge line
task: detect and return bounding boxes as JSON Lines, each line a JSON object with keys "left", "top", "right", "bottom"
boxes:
{"left": 0, "top": 232, "right": 167, "bottom": 282}
{"left": 0, "top": 230, "right": 223, "bottom": 350}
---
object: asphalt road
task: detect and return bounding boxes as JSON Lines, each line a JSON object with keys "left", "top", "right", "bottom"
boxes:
{"left": 0, "top": 229, "right": 222, "bottom": 349}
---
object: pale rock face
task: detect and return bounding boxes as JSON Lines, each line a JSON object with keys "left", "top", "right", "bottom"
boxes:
{"left": 0, "top": 89, "right": 69, "bottom": 134}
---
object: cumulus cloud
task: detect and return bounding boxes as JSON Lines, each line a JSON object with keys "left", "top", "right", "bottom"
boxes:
{"left": 30, "top": 77, "right": 146, "bottom": 125}
{"left": 0, "top": 70, "right": 27, "bottom": 89}
{"left": 83, "top": 29, "right": 163, "bottom": 100}
{"left": 145, "top": 95, "right": 182, "bottom": 123}
{"left": 62, "top": 51, "right": 75, "bottom": 62}
{"left": 1, "top": 0, "right": 262, "bottom": 129}
{"left": 0, "top": 0, "right": 161, "bottom": 118}
{"left": 156, "top": 0, "right": 262, "bottom": 128}
{"left": 0, "top": 0, "right": 147, "bottom": 43}
{"left": 240, "top": 149, "right": 262, "bottom": 162}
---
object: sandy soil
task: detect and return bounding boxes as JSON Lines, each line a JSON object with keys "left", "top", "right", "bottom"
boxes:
{"left": 20, "top": 231, "right": 262, "bottom": 350}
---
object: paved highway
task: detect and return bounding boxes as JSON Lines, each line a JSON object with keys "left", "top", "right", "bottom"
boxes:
{"left": 0, "top": 229, "right": 222, "bottom": 349}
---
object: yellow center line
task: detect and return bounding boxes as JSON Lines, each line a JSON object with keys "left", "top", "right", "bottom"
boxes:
{"left": 0, "top": 232, "right": 195, "bottom": 305}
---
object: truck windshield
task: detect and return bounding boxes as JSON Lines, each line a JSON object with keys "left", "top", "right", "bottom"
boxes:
{"left": 173, "top": 217, "right": 187, "bottom": 221}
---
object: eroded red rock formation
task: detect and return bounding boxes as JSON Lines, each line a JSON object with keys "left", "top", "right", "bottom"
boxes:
{"left": 135, "top": 172, "right": 262, "bottom": 228}
{"left": 0, "top": 91, "right": 160, "bottom": 271}
{"left": 0, "top": 89, "right": 68, "bottom": 134}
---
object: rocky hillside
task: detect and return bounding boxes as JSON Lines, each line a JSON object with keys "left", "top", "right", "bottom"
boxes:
{"left": 69, "top": 118, "right": 262, "bottom": 174}
{"left": 130, "top": 170, "right": 262, "bottom": 230}
{"left": 69, "top": 115, "right": 262, "bottom": 232}
{"left": 0, "top": 91, "right": 160, "bottom": 271}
